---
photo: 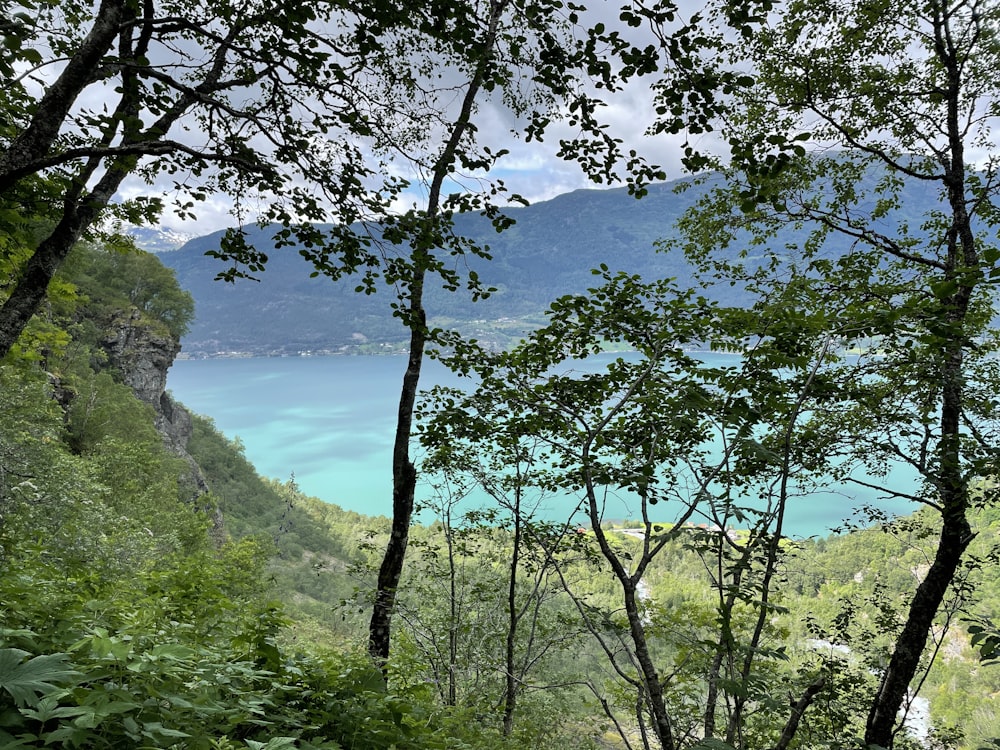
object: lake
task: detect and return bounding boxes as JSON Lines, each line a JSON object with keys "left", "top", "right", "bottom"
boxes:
{"left": 167, "top": 352, "right": 915, "bottom": 538}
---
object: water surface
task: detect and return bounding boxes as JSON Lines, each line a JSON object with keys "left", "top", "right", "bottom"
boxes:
{"left": 167, "top": 353, "right": 914, "bottom": 537}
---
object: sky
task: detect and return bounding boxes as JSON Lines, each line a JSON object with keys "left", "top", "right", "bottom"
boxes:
{"left": 122, "top": 84, "right": 694, "bottom": 237}
{"left": 112, "top": 3, "right": 717, "bottom": 237}
{"left": 41, "top": 1, "right": 997, "bottom": 240}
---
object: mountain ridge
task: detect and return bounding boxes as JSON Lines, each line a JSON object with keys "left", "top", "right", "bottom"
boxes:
{"left": 151, "top": 173, "right": 939, "bottom": 357}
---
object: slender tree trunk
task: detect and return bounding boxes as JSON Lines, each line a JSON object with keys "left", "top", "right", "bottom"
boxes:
{"left": 367, "top": 0, "right": 509, "bottom": 666}
{"left": 864, "top": 504, "right": 971, "bottom": 746}
{"left": 865, "top": 290, "right": 973, "bottom": 747}
{"left": 502, "top": 487, "right": 523, "bottom": 736}
{"left": 773, "top": 677, "right": 826, "bottom": 750}
{"left": 368, "top": 318, "right": 425, "bottom": 664}
{"left": 588, "top": 497, "right": 674, "bottom": 750}
{"left": 865, "top": 19, "right": 978, "bottom": 740}
{"left": 703, "top": 650, "right": 724, "bottom": 739}
{"left": 623, "top": 581, "right": 674, "bottom": 750}
{"left": 447, "top": 505, "right": 459, "bottom": 706}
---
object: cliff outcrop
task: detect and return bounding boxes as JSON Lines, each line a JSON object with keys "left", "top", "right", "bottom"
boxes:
{"left": 100, "top": 309, "right": 212, "bottom": 505}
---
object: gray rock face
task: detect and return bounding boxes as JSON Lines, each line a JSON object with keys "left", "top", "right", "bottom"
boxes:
{"left": 101, "top": 309, "right": 213, "bottom": 508}
{"left": 101, "top": 309, "right": 178, "bottom": 409}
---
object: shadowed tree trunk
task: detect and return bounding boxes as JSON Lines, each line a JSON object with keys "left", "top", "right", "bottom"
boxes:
{"left": 367, "top": 0, "right": 511, "bottom": 666}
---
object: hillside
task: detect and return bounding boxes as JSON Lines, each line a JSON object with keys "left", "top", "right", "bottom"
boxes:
{"left": 157, "top": 182, "right": 702, "bottom": 355}
{"left": 155, "top": 172, "right": 944, "bottom": 356}
{"left": 2, "top": 239, "right": 999, "bottom": 748}
{"left": 0, "top": 242, "right": 476, "bottom": 748}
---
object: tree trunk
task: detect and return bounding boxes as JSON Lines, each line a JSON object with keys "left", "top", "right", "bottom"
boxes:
{"left": 502, "top": 489, "right": 523, "bottom": 736}
{"left": 864, "top": 509, "right": 970, "bottom": 747}
{"left": 588, "top": 497, "right": 674, "bottom": 750}
{"left": 368, "top": 324, "right": 424, "bottom": 663}
{"left": 866, "top": 44, "right": 977, "bottom": 737}
{"left": 366, "top": 0, "right": 509, "bottom": 666}
{"left": 0, "top": 154, "right": 135, "bottom": 358}
{"left": 623, "top": 581, "right": 674, "bottom": 750}
{"left": 864, "top": 342, "right": 973, "bottom": 747}
{"left": 0, "top": 0, "right": 129, "bottom": 190}
{"left": 0, "top": 0, "right": 131, "bottom": 358}
{"left": 0, "top": 217, "right": 81, "bottom": 357}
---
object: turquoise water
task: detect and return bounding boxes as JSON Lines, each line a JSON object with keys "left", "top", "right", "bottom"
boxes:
{"left": 167, "top": 353, "right": 915, "bottom": 537}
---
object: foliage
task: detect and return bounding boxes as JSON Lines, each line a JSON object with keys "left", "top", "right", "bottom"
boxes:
{"left": 0, "top": 239, "right": 485, "bottom": 750}
{"left": 66, "top": 243, "right": 195, "bottom": 341}
{"left": 422, "top": 262, "right": 873, "bottom": 748}
{"left": 184, "top": 417, "right": 376, "bottom": 640}
{"left": 615, "top": 0, "right": 1000, "bottom": 746}
{"left": 6, "top": 0, "right": 1000, "bottom": 747}
{"left": 5, "top": 223, "right": 1000, "bottom": 750}
{"left": 0, "top": 538, "right": 460, "bottom": 749}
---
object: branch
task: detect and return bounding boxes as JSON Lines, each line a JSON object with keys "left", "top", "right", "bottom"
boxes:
{"left": 0, "top": 0, "right": 133, "bottom": 191}
{"left": 771, "top": 676, "right": 826, "bottom": 750}
{"left": 782, "top": 201, "right": 948, "bottom": 271}
{"left": 842, "top": 475, "right": 941, "bottom": 511}
{"left": 13, "top": 140, "right": 276, "bottom": 179}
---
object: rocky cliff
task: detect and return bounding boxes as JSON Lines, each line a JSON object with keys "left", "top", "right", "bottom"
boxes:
{"left": 100, "top": 309, "right": 214, "bottom": 512}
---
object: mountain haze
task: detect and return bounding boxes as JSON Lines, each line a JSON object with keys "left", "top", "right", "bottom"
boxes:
{"left": 157, "top": 173, "right": 938, "bottom": 356}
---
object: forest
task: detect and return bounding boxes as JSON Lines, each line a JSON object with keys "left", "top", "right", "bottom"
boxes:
{"left": 3, "top": 0, "right": 1000, "bottom": 748}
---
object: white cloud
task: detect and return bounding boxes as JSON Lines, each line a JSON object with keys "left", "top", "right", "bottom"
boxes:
{"left": 113, "top": 4, "right": 707, "bottom": 237}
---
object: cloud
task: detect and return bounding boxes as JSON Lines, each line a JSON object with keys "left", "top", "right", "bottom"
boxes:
{"left": 116, "top": 6, "right": 706, "bottom": 236}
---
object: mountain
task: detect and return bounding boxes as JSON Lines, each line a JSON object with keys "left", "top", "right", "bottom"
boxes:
{"left": 156, "top": 178, "right": 724, "bottom": 356}
{"left": 128, "top": 226, "right": 196, "bottom": 253}
{"left": 157, "top": 173, "right": 939, "bottom": 357}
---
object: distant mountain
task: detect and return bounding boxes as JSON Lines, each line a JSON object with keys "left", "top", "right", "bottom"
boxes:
{"left": 159, "top": 180, "right": 720, "bottom": 356}
{"left": 158, "top": 173, "right": 941, "bottom": 357}
{"left": 128, "top": 226, "right": 196, "bottom": 254}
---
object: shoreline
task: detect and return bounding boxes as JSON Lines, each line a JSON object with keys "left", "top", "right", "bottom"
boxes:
{"left": 175, "top": 346, "right": 739, "bottom": 361}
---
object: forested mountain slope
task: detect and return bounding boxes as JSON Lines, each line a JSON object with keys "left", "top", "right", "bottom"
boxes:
{"left": 156, "top": 172, "right": 943, "bottom": 356}
{"left": 2, "top": 240, "right": 1000, "bottom": 748}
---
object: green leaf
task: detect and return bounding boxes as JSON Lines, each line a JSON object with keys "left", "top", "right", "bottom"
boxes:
{"left": 245, "top": 738, "right": 300, "bottom": 749}
{"left": 691, "top": 739, "right": 737, "bottom": 749}
{"left": 18, "top": 695, "right": 87, "bottom": 723}
{"left": 0, "top": 649, "right": 80, "bottom": 708}
{"left": 40, "top": 723, "right": 93, "bottom": 745}
{"left": 929, "top": 278, "right": 957, "bottom": 299}
{"left": 20, "top": 48, "right": 42, "bottom": 65}
{"left": 0, "top": 729, "right": 34, "bottom": 748}
{"left": 141, "top": 722, "right": 191, "bottom": 740}
{"left": 148, "top": 644, "right": 195, "bottom": 661}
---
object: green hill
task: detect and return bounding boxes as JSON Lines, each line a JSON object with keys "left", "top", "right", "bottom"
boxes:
{"left": 3, "top": 223, "right": 999, "bottom": 750}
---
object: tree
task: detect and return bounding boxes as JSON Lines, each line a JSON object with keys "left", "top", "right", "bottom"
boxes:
{"left": 417, "top": 393, "right": 596, "bottom": 736}
{"left": 67, "top": 244, "right": 194, "bottom": 339}
{"left": 426, "top": 267, "right": 854, "bottom": 749}
{"left": 0, "top": 0, "right": 645, "bottom": 667}
{"left": 0, "top": 0, "right": 461, "bottom": 357}
{"left": 208, "top": 0, "right": 659, "bottom": 666}
{"left": 360, "top": 0, "right": 514, "bottom": 666}
{"left": 645, "top": 0, "right": 1000, "bottom": 745}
